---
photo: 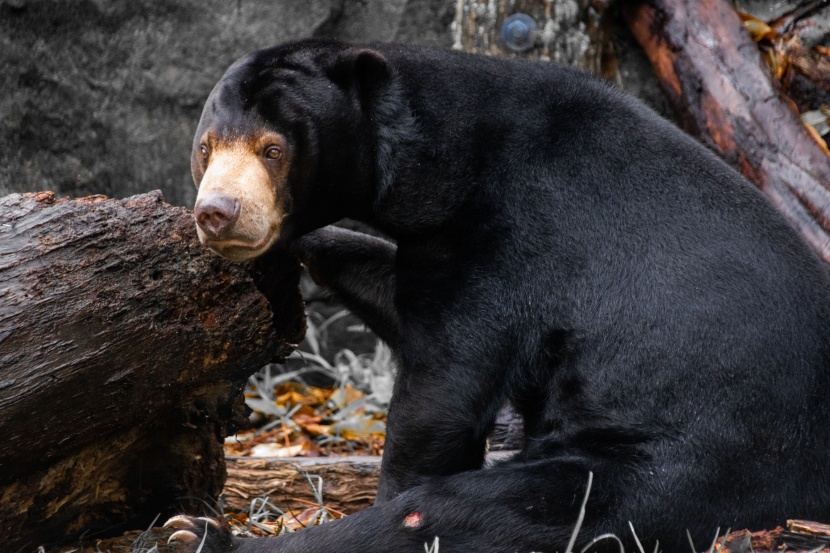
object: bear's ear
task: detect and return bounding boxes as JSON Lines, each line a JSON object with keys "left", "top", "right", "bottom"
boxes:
{"left": 327, "top": 48, "right": 390, "bottom": 106}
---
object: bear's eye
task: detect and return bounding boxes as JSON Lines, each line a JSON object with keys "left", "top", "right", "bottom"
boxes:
{"left": 265, "top": 146, "right": 282, "bottom": 160}
{"left": 199, "top": 144, "right": 209, "bottom": 161}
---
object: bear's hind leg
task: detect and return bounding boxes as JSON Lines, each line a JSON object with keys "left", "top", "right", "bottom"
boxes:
{"left": 167, "top": 455, "right": 620, "bottom": 553}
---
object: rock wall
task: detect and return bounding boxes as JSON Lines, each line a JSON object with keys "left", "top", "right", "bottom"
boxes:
{"left": 0, "top": 0, "right": 454, "bottom": 206}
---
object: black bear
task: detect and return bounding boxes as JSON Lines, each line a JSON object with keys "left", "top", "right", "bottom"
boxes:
{"left": 165, "top": 39, "right": 830, "bottom": 552}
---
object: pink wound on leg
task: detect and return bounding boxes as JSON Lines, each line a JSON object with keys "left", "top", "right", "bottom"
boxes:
{"left": 404, "top": 512, "right": 423, "bottom": 528}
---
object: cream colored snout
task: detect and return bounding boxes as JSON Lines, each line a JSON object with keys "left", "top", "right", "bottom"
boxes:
{"left": 193, "top": 143, "right": 283, "bottom": 262}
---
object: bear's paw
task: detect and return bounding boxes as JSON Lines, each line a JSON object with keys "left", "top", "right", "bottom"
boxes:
{"left": 164, "top": 515, "right": 236, "bottom": 553}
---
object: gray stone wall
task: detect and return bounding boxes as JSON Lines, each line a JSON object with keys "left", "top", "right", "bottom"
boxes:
{"left": 0, "top": 0, "right": 454, "bottom": 206}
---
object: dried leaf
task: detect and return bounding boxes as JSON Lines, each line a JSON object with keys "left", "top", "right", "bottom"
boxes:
{"left": 739, "top": 12, "right": 778, "bottom": 42}
{"left": 245, "top": 398, "right": 287, "bottom": 417}
{"left": 802, "top": 110, "right": 830, "bottom": 137}
{"left": 249, "top": 442, "right": 309, "bottom": 457}
{"left": 334, "top": 415, "right": 386, "bottom": 438}
{"left": 328, "top": 385, "right": 365, "bottom": 409}
{"left": 280, "top": 507, "right": 322, "bottom": 531}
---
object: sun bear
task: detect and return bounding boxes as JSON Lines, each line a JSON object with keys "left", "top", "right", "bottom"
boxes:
{"left": 165, "top": 39, "right": 830, "bottom": 552}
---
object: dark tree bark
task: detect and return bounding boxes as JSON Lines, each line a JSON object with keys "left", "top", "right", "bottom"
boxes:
{"left": 0, "top": 191, "right": 305, "bottom": 552}
{"left": 625, "top": 0, "right": 830, "bottom": 264}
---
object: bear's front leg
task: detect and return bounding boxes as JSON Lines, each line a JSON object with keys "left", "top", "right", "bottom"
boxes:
{"left": 292, "top": 226, "right": 400, "bottom": 348}
{"left": 375, "top": 316, "right": 511, "bottom": 501}
{"left": 293, "top": 227, "right": 509, "bottom": 502}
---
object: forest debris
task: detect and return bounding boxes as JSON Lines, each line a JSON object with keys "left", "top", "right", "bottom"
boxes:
{"left": 737, "top": 7, "right": 830, "bottom": 119}
{"left": 625, "top": 0, "right": 830, "bottom": 265}
{"left": 226, "top": 382, "right": 386, "bottom": 458}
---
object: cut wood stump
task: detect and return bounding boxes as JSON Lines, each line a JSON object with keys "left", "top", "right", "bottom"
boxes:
{"left": 625, "top": 0, "right": 830, "bottom": 264}
{"left": 788, "top": 519, "right": 830, "bottom": 539}
{"left": 0, "top": 191, "right": 305, "bottom": 552}
{"left": 785, "top": 519, "right": 830, "bottom": 550}
{"left": 718, "top": 520, "right": 830, "bottom": 553}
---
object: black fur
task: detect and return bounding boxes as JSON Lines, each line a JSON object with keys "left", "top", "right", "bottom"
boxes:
{"left": 176, "top": 40, "right": 830, "bottom": 552}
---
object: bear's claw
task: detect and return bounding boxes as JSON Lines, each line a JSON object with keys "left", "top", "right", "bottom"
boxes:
{"left": 165, "top": 514, "right": 223, "bottom": 531}
{"left": 164, "top": 515, "right": 235, "bottom": 552}
{"left": 168, "top": 529, "right": 200, "bottom": 544}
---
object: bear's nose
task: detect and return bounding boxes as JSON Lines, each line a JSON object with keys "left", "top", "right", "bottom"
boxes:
{"left": 194, "top": 193, "right": 241, "bottom": 239}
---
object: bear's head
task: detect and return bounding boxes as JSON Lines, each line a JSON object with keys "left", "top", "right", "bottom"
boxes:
{"left": 191, "top": 41, "right": 396, "bottom": 261}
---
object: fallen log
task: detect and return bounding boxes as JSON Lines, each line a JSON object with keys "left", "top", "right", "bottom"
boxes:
{"left": 221, "top": 449, "right": 521, "bottom": 519}
{"left": 0, "top": 191, "right": 305, "bottom": 552}
{"left": 787, "top": 519, "right": 830, "bottom": 540}
{"left": 625, "top": 0, "right": 830, "bottom": 264}
{"left": 223, "top": 456, "right": 382, "bottom": 516}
